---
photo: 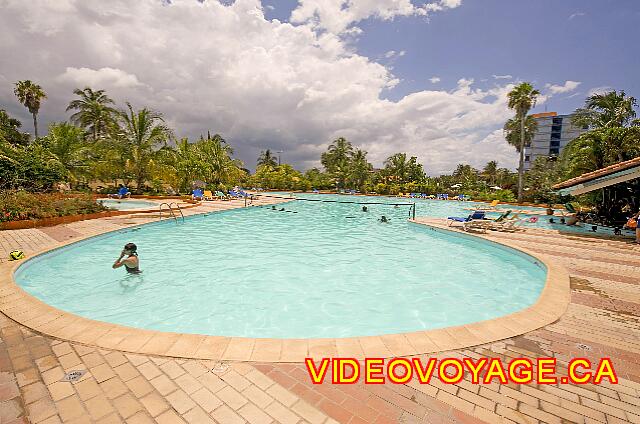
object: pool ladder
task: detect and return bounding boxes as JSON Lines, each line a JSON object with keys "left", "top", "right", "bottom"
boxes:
{"left": 158, "top": 202, "right": 185, "bottom": 223}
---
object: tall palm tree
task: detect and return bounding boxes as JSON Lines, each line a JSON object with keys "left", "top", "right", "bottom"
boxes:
{"left": 506, "top": 82, "right": 540, "bottom": 202}
{"left": 573, "top": 90, "right": 638, "bottom": 129}
{"left": 13, "top": 80, "right": 46, "bottom": 139}
{"left": 257, "top": 149, "right": 278, "bottom": 168}
{"left": 66, "top": 87, "right": 117, "bottom": 141}
{"left": 321, "top": 137, "right": 354, "bottom": 188}
{"left": 348, "top": 149, "right": 372, "bottom": 190}
{"left": 504, "top": 115, "right": 537, "bottom": 151}
{"left": 118, "top": 103, "right": 173, "bottom": 192}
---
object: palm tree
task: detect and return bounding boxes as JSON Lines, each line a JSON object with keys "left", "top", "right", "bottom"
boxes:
{"left": 197, "top": 132, "right": 244, "bottom": 186}
{"left": 562, "top": 127, "right": 640, "bottom": 178}
{"left": 452, "top": 164, "right": 479, "bottom": 188}
{"left": 482, "top": 161, "right": 499, "bottom": 186}
{"left": 383, "top": 153, "right": 425, "bottom": 184}
{"left": 321, "top": 137, "right": 354, "bottom": 188}
{"left": 13, "top": 80, "right": 46, "bottom": 139}
{"left": 66, "top": 87, "right": 117, "bottom": 141}
{"left": 573, "top": 90, "right": 638, "bottom": 129}
{"left": 348, "top": 149, "right": 372, "bottom": 190}
{"left": 0, "top": 109, "right": 30, "bottom": 146}
{"left": 506, "top": 82, "right": 540, "bottom": 202}
{"left": 257, "top": 149, "right": 278, "bottom": 168}
{"left": 43, "top": 122, "right": 89, "bottom": 184}
{"left": 384, "top": 153, "right": 409, "bottom": 183}
{"left": 118, "top": 103, "right": 173, "bottom": 192}
{"left": 504, "top": 115, "right": 537, "bottom": 151}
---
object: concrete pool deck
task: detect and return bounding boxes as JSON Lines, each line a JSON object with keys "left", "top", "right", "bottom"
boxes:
{"left": 0, "top": 201, "right": 639, "bottom": 423}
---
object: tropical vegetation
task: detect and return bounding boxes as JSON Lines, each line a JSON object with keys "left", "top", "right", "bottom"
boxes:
{"left": 2, "top": 79, "right": 639, "bottom": 224}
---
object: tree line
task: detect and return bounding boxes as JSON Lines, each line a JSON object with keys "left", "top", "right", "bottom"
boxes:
{"left": 1, "top": 80, "right": 638, "bottom": 209}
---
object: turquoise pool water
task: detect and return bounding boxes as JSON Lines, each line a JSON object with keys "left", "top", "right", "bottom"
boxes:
{"left": 98, "top": 199, "right": 158, "bottom": 210}
{"left": 15, "top": 194, "right": 547, "bottom": 339}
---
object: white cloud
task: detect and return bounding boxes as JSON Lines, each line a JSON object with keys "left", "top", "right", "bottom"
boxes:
{"left": 0, "top": 0, "right": 523, "bottom": 175}
{"left": 587, "top": 86, "right": 613, "bottom": 97}
{"left": 492, "top": 74, "right": 512, "bottom": 80}
{"left": 383, "top": 50, "right": 406, "bottom": 60}
{"left": 290, "top": 0, "right": 462, "bottom": 35}
{"left": 545, "top": 80, "right": 581, "bottom": 94}
{"left": 569, "top": 12, "right": 585, "bottom": 20}
{"left": 429, "top": 76, "right": 441, "bottom": 83}
{"left": 57, "top": 67, "right": 143, "bottom": 88}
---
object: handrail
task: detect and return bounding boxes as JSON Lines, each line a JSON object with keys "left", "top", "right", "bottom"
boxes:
{"left": 158, "top": 202, "right": 177, "bottom": 222}
{"left": 169, "top": 202, "right": 185, "bottom": 223}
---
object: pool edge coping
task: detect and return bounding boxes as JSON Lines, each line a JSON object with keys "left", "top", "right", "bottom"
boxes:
{"left": 0, "top": 210, "right": 570, "bottom": 363}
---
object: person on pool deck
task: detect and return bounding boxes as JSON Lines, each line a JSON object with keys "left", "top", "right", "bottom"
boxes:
{"left": 112, "top": 243, "right": 141, "bottom": 274}
{"left": 628, "top": 210, "right": 640, "bottom": 244}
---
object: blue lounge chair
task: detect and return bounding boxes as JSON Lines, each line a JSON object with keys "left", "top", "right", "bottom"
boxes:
{"left": 447, "top": 210, "right": 486, "bottom": 226}
{"left": 192, "top": 188, "right": 204, "bottom": 201}
{"left": 108, "top": 186, "right": 131, "bottom": 199}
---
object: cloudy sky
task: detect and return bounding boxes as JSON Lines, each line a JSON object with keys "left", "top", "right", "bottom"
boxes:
{"left": 1, "top": 0, "right": 638, "bottom": 174}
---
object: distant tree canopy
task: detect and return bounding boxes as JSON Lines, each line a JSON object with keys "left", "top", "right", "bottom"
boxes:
{"left": 3, "top": 83, "right": 638, "bottom": 215}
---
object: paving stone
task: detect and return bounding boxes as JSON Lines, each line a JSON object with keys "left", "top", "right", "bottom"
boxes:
{"left": 124, "top": 375, "right": 154, "bottom": 399}
{"left": 211, "top": 404, "right": 246, "bottom": 424}
{"left": 238, "top": 401, "right": 273, "bottom": 424}
{"left": 149, "top": 374, "right": 178, "bottom": 396}
{"left": 191, "top": 388, "right": 223, "bottom": 413}
{"left": 182, "top": 405, "right": 216, "bottom": 424}
{"left": 241, "top": 385, "right": 274, "bottom": 409}
{"left": 46, "top": 381, "right": 75, "bottom": 401}
{"left": 114, "top": 362, "right": 140, "bottom": 382}
{"left": 139, "top": 392, "right": 170, "bottom": 417}
{"left": 156, "top": 409, "right": 188, "bottom": 424}
{"left": 113, "top": 393, "right": 144, "bottom": 418}
{"left": 166, "top": 389, "right": 197, "bottom": 415}
{"left": 56, "top": 394, "right": 86, "bottom": 421}
{"left": 217, "top": 386, "right": 248, "bottom": 410}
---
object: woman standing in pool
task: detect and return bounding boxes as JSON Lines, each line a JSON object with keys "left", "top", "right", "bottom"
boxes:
{"left": 112, "top": 243, "right": 141, "bottom": 273}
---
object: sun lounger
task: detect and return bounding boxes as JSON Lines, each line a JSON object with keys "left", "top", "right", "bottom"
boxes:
{"left": 203, "top": 190, "right": 215, "bottom": 201}
{"left": 192, "top": 188, "right": 204, "bottom": 201}
{"left": 448, "top": 210, "right": 486, "bottom": 226}
{"left": 462, "top": 210, "right": 510, "bottom": 233}
{"left": 489, "top": 216, "right": 539, "bottom": 232}
{"left": 475, "top": 199, "right": 499, "bottom": 210}
{"left": 215, "top": 191, "right": 230, "bottom": 200}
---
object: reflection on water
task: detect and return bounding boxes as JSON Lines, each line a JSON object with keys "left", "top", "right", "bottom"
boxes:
{"left": 118, "top": 273, "right": 144, "bottom": 293}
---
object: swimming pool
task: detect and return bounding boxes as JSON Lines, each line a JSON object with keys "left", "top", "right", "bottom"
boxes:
{"left": 15, "top": 194, "right": 547, "bottom": 339}
{"left": 98, "top": 198, "right": 158, "bottom": 210}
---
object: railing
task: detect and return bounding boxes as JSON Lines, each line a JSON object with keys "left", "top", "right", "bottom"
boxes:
{"left": 158, "top": 202, "right": 182, "bottom": 223}
{"left": 169, "top": 202, "right": 185, "bottom": 223}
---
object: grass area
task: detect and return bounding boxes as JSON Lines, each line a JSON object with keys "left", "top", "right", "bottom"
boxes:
{"left": 0, "top": 191, "right": 107, "bottom": 222}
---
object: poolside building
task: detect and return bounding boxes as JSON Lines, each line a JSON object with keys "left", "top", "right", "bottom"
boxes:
{"left": 523, "top": 112, "right": 587, "bottom": 170}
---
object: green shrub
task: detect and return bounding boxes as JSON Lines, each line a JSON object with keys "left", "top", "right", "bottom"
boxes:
{"left": 0, "top": 191, "right": 107, "bottom": 222}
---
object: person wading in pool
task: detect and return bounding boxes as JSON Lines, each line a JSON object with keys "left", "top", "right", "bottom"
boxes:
{"left": 112, "top": 243, "right": 141, "bottom": 274}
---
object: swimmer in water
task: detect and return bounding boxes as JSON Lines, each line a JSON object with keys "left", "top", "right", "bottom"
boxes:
{"left": 379, "top": 215, "right": 389, "bottom": 223}
{"left": 362, "top": 206, "right": 368, "bottom": 212}
{"left": 112, "top": 243, "right": 141, "bottom": 274}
